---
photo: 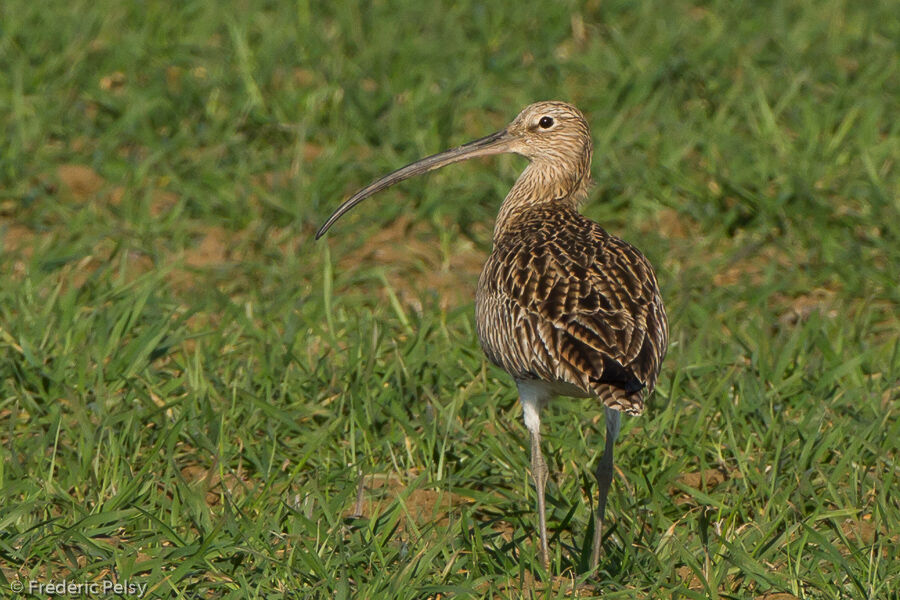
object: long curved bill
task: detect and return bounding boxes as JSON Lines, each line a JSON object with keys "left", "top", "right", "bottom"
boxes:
{"left": 315, "top": 129, "right": 512, "bottom": 239}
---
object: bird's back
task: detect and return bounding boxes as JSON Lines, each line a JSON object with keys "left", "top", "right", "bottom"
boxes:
{"left": 475, "top": 206, "right": 668, "bottom": 415}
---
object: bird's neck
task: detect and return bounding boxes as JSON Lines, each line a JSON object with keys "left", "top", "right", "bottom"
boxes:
{"left": 493, "top": 160, "right": 592, "bottom": 242}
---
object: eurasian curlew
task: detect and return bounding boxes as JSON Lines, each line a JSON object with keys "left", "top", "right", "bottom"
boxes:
{"left": 316, "top": 101, "right": 668, "bottom": 570}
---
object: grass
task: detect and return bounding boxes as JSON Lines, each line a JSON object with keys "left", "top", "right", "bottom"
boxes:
{"left": 1, "top": 0, "right": 898, "bottom": 597}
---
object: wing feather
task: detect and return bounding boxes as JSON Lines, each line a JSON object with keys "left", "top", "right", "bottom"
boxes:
{"left": 476, "top": 208, "right": 668, "bottom": 415}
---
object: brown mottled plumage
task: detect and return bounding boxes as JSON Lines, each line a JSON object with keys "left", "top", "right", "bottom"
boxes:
{"left": 316, "top": 101, "right": 668, "bottom": 572}
{"left": 476, "top": 206, "right": 667, "bottom": 415}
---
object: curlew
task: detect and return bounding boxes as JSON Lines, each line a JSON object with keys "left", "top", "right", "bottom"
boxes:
{"left": 316, "top": 101, "right": 668, "bottom": 570}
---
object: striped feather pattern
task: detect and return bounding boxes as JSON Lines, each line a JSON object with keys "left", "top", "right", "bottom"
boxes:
{"left": 476, "top": 205, "right": 668, "bottom": 416}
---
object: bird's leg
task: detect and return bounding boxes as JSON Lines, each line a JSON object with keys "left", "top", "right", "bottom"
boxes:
{"left": 518, "top": 382, "right": 551, "bottom": 568}
{"left": 529, "top": 429, "right": 551, "bottom": 568}
{"left": 351, "top": 468, "right": 366, "bottom": 518}
{"left": 590, "top": 407, "right": 621, "bottom": 570}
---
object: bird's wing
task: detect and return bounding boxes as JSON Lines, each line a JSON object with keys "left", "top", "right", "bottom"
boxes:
{"left": 490, "top": 220, "right": 668, "bottom": 413}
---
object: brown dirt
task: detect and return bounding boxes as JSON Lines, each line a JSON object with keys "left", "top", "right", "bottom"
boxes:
{"left": 256, "top": 169, "right": 294, "bottom": 190}
{"left": 180, "top": 462, "right": 252, "bottom": 507}
{"left": 840, "top": 517, "right": 878, "bottom": 546}
{"left": 772, "top": 287, "right": 839, "bottom": 325}
{"left": 183, "top": 227, "right": 232, "bottom": 268}
{"left": 675, "top": 565, "right": 704, "bottom": 591}
{"left": 1, "top": 224, "right": 36, "bottom": 256}
{"left": 165, "top": 226, "right": 238, "bottom": 294}
{"left": 713, "top": 244, "right": 795, "bottom": 287}
{"left": 99, "top": 71, "right": 126, "bottom": 93}
{"left": 335, "top": 214, "right": 488, "bottom": 312}
{"left": 107, "top": 187, "right": 178, "bottom": 215}
{"left": 293, "top": 68, "right": 317, "bottom": 87}
{"left": 670, "top": 466, "right": 741, "bottom": 507}
{"left": 302, "top": 143, "right": 323, "bottom": 162}
{"left": 642, "top": 207, "right": 702, "bottom": 240}
{"left": 57, "top": 164, "right": 106, "bottom": 201}
{"left": 150, "top": 190, "right": 179, "bottom": 216}
{"left": 677, "top": 467, "right": 740, "bottom": 491}
{"left": 346, "top": 472, "right": 473, "bottom": 533}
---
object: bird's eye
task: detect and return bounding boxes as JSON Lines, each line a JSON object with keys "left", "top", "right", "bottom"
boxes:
{"left": 538, "top": 116, "right": 554, "bottom": 129}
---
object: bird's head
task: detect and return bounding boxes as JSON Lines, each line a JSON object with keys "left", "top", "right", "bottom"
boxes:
{"left": 316, "top": 101, "right": 593, "bottom": 239}
{"left": 503, "top": 101, "right": 592, "bottom": 168}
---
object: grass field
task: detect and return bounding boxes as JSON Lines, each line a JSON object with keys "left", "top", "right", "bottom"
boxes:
{"left": 1, "top": 0, "right": 898, "bottom": 597}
